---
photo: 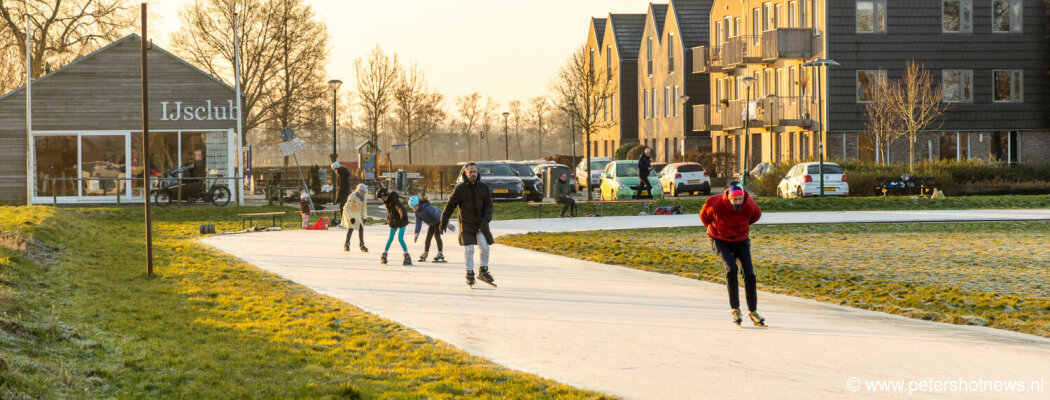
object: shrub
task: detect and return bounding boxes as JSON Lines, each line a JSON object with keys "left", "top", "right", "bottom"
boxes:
{"left": 541, "top": 154, "right": 573, "bottom": 167}
{"left": 749, "top": 163, "right": 792, "bottom": 197}
{"left": 615, "top": 142, "right": 638, "bottom": 160}
{"left": 625, "top": 144, "right": 648, "bottom": 160}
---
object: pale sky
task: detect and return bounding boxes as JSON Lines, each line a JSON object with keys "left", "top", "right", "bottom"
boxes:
{"left": 150, "top": 0, "right": 648, "bottom": 108}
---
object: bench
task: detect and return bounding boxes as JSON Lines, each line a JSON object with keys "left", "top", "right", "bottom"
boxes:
{"left": 590, "top": 200, "right": 657, "bottom": 216}
{"left": 238, "top": 211, "right": 286, "bottom": 230}
{"left": 527, "top": 199, "right": 590, "bottom": 219}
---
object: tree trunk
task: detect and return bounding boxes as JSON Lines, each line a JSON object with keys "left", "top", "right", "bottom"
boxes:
{"left": 909, "top": 134, "right": 915, "bottom": 173}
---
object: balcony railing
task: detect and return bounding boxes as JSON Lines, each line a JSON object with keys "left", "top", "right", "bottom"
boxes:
{"left": 724, "top": 36, "right": 763, "bottom": 67}
{"left": 761, "top": 28, "right": 813, "bottom": 61}
{"left": 691, "top": 46, "right": 723, "bottom": 73}
{"left": 759, "top": 96, "right": 820, "bottom": 127}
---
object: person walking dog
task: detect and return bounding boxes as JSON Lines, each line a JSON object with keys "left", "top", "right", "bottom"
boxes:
{"left": 440, "top": 162, "right": 496, "bottom": 287}
{"left": 699, "top": 183, "right": 766, "bottom": 327}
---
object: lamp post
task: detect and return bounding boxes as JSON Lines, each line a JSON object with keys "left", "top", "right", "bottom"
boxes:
{"left": 741, "top": 76, "right": 756, "bottom": 189}
{"left": 801, "top": 58, "right": 839, "bottom": 197}
{"left": 678, "top": 95, "right": 689, "bottom": 160}
{"left": 566, "top": 101, "right": 577, "bottom": 165}
{"left": 327, "top": 79, "right": 342, "bottom": 163}
{"left": 502, "top": 111, "right": 510, "bottom": 160}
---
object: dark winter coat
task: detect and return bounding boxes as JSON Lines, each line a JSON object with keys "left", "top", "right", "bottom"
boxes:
{"left": 553, "top": 178, "right": 572, "bottom": 202}
{"left": 383, "top": 191, "right": 409, "bottom": 229}
{"left": 298, "top": 197, "right": 312, "bottom": 214}
{"left": 335, "top": 167, "right": 351, "bottom": 205}
{"left": 441, "top": 169, "right": 494, "bottom": 246}
{"left": 638, "top": 153, "right": 651, "bottom": 177}
{"left": 699, "top": 189, "right": 762, "bottom": 242}
{"left": 413, "top": 200, "right": 442, "bottom": 235}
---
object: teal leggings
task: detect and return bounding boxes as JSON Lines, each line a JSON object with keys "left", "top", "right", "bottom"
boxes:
{"left": 385, "top": 226, "right": 407, "bottom": 252}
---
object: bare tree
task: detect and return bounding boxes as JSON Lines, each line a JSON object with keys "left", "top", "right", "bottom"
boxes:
{"left": 863, "top": 70, "right": 904, "bottom": 165}
{"left": 353, "top": 44, "right": 400, "bottom": 160}
{"left": 527, "top": 96, "right": 550, "bottom": 157}
{"left": 392, "top": 63, "right": 445, "bottom": 163}
{"left": 268, "top": 0, "right": 329, "bottom": 146}
{"left": 508, "top": 99, "right": 524, "bottom": 159}
{"left": 0, "top": 0, "right": 135, "bottom": 93}
{"left": 551, "top": 45, "right": 617, "bottom": 199}
{"left": 480, "top": 96, "right": 498, "bottom": 160}
{"left": 171, "top": 0, "right": 283, "bottom": 143}
{"left": 455, "top": 92, "right": 482, "bottom": 160}
{"left": 888, "top": 61, "right": 949, "bottom": 172}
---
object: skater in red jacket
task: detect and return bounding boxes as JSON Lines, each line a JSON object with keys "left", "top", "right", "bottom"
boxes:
{"left": 699, "top": 183, "right": 766, "bottom": 327}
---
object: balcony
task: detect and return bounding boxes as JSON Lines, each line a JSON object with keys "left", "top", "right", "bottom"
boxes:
{"left": 759, "top": 96, "right": 820, "bottom": 128}
{"left": 691, "top": 46, "right": 723, "bottom": 74}
{"left": 761, "top": 28, "right": 813, "bottom": 61}
{"left": 724, "top": 36, "right": 763, "bottom": 68}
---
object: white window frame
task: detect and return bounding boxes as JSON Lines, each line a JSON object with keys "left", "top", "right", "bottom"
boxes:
{"left": 992, "top": 69, "right": 1023, "bottom": 103}
{"left": 652, "top": 89, "right": 657, "bottom": 117}
{"left": 763, "top": 2, "right": 773, "bottom": 32}
{"left": 664, "top": 86, "right": 671, "bottom": 117}
{"left": 734, "top": 17, "right": 741, "bottom": 37}
{"left": 802, "top": 0, "right": 811, "bottom": 29}
{"left": 643, "top": 89, "right": 650, "bottom": 118}
{"left": 610, "top": 94, "right": 616, "bottom": 121}
{"left": 788, "top": 1, "right": 797, "bottom": 27}
{"left": 774, "top": 4, "right": 783, "bottom": 29}
{"left": 992, "top": 0, "right": 1023, "bottom": 33}
{"left": 674, "top": 85, "right": 680, "bottom": 117}
{"left": 942, "top": 0, "right": 973, "bottom": 33}
{"left": 856, "top": 70, "right": 888, "bottom": 103}
{"left": 856, "top": 0, "right": 887, "bottom": 33}
{"left": 647, "top": 37, "right": 653, "bottom": 75}
{"left": 715, "top": 21, "right": 723, "bottom": 45}
{"left": 942, "top": 69, "right": 973, "bottom": 103}
{"left": 606, "top": 45, "right": 613, "bottom": 81}
{"left": 668, "top": 33, "right": 676, "bottom": 74}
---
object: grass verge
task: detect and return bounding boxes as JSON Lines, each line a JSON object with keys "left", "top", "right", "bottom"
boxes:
{"left": 0, "top": 205, "right": 612, "bottom": 399}
{"left": 499, "top": 221, "right": 1050, "bottom": 338}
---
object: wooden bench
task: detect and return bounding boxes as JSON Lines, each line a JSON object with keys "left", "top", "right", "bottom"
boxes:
{"left": 238, "top": 211, "right": 286, "bottom": 230}
{"left": 589, "top": 199, "right": 657, "bottom": 216}
{"left": 527, "top": 199, "right": 589, "bottom": 219}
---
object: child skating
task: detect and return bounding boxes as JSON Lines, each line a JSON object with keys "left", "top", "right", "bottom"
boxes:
{"left": 341, "top": 183, "right": 369, "bottom": 253}
{"left": 376, "top": 186, "right": 412, "bottom": 265}
{"left": 409, "top": 196, "right": 451, "bottom": 262}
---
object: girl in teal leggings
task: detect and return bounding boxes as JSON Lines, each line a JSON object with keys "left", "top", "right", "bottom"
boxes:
{"left": 376, "top": 186, "right": 412, "bottom": 265}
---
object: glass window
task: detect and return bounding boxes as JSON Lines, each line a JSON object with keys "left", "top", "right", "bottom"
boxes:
{"left": 724, "top": 16, "right": 732, "bottom": 37}
{"left": 674, "top": 86, "right": 680, "bottom": 116}
{"left": 715, "top": 21, "right": 723, "bottom": 46}
{"left": 589, "top": 48, "right": 595, "bottom": 81}
{"left": 763, "top": 2, "right": 772, "bottom": 31}
{"left": 647, "top": 37, "right": 653, "bottom": 75}
{"left": 802, "top": 0, "right": 811, "bottom": 28}
{"left": 34, "top": 135, "right": 78, "bottom": 197}
{"left": 734, "top": 17, "right": 741, "bottom": 36}
{"left": 606, "top": 45, "right": 613, "bottom": 81}
{"left": 753, "top": 8, "right": 761, "bottom": 37}
{"left": 643, "top": 89, "right": 649, "bottom": 118}
{"left": 942, "top": 70, "right": 973, "bottom": 103}
{"left": 775, "top": 4, "right": 783, "bottom": 29}
{"left": 788, "top": 1, "right": 797, "bottom": 27}
{"left": 856, "top": 70, "right": 887, "bottom": 103}
{"left": 476, "top": 163, "right": 514, "bottom": 176}
{"left": 677, "top": 164, "right": 703, "bottom": 173}
{"left": 668, "top": 34, "right": 675, "bottom": 74}
{"left": 652, "top": 88, "right": 657, "bottom": 117}
{"left": 807, "top": 164, "right": 844, "bottom": 174}
{"left": 993, "top": 69, "right": 1023, "bottom": 102}
{"left": 857, "top": 0, "right": 886, "bottom": 33}
{"left": 610, "top": 94, "right": 615, "bottom": 120}
{"left": 664, "top": 86, "right": 670, "bottom": 117}
{"left": 80, "top": 135, "right": 127, "bottom": 196}
{"left": 943, "top": 0, "right": 973, "bottom": 32}
{"left": 992, "top": 0, "right": 1022, "bottom": 32}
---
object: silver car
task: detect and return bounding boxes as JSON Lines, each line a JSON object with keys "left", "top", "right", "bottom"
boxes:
{"left": 777, "top": 162, "right": 850, "bottom": 198}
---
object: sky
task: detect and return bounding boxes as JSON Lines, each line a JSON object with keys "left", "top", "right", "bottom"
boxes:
{"left": 150, "top": 0, "right": 648, "bottom": 109}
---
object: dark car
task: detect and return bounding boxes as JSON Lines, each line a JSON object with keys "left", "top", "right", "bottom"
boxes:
{"left": 505, "top": 162, "right": 544, "bottom": 201}
{"left": 456, "top": 161, "right": 524, "bottom": 201}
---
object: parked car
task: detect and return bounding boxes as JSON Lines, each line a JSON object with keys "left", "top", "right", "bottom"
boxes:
{"left": 777, "top": 162, "right": 849, "bottom": 198}
{"left": 520, "top": 160, "right": 556, "bottom": 169}
{"left": 650, "top": 162, "right": 668, "bottom": 177}
{"left": 599, "top": 160, "right": 664, "bottom": 200}
{"left": 534, "top": 164, "right": 576, "bottom": 195}
{"left": 505, "top": 161, "right": 544, "bottom": 201}
{"left": 576, "top": 157, "right": 614, "bottom": 191}
{"left": 456, "top": 161, "right": 524, "bottom": 201}
{"left": 658, "top": 162, "right": 711, "bottom": 196}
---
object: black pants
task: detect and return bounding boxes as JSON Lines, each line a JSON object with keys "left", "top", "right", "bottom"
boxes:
{"left": 344, "top": 224, "right": 364, "bottom": 246}
{"left": 424, "top": 224, "right": 443, "bottom": 253}
{"left": 558, "top": 196, "right": 576, "bottom": 217}
{"left": 638, "top": 174, "right": 652, "bottom": 195}
{"left": 711, "top": 238, "right": 757, "bottom": 312}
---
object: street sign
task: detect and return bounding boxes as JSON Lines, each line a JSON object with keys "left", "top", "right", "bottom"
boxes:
{"left": 279, "top": 137, "right": 304, "bottom": 156}
{"left": 280, "top": 127, "right": 295, "bottom": 141}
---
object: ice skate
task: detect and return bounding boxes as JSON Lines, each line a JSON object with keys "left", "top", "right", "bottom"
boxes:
{"left": 417, "top": 252, "right": 429, "bottom": 262}
{"left": 380, "top": 252, "right": 388, "bottom": 265}
{"left": 403, "top": 253, "right": 413, "bottom": 266}
{"left": 360, "top": 245, "right": 369, "bottom": 253}
{"left": 432, "top": 253, "right": 446, "bottom": 263}
{"left": 731, "top": 309, "right": 743, "bottom": 326}
{"left": 478, "top": 266, "right": 496, "bottom": 287}
{"left": 466, "top": 271, "right": 476, "bottom": 288}
{"left": 343, "top": 244, "right": 349, "bottom": 252}
{"left": 749, "top": 311, "right": 767, "bottom": 327}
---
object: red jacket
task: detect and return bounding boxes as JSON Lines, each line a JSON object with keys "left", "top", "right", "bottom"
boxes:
{"left": 699, "top": 191, "right": 761, "bottom": 242}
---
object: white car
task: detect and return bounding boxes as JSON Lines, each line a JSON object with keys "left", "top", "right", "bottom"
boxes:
{"left": 575, "top": 157, "right": 613, "bottom": 191}
{"left": 777, "top": 162, "right": 850, "bottom": 198}
{"left": 658, "top": 162, "right": 711, "bottom": 196}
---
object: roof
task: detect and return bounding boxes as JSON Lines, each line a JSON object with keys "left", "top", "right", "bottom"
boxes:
{"left": 668, "top": 0, "right": 713, "bottom": 48}
{"left": 0, "top": 33, "right": 242, "bottom": 102}
{"left": 649, "top": 3, "right": 669, "bottom": 39}
{"left": 591, "top": 17, "right": 608, "bottom": 48}
{"left": 608, "top": 13, "right": 647, "bottom": 59}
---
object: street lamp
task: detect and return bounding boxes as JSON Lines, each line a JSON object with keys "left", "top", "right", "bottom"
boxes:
{"left": 567, "top": 101, "right": 577, "bottom": 165}
{"left": 741, "top": 76, "right": 756, "bottom": 189}
{"left": 801, "top": 58, "right": 839, "bottom": 197}
{"left": 327, "top": 79, "right": 342, "bottom": 163}
{"left": 679, "top": 95, "right": 689, "bottom": 160}
{"left": 502, "top": 111, "right": 510, "bottom": 160}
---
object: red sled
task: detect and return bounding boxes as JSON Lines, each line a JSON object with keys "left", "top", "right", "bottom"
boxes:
{"left": 306, "top": 216, "right": 329, "bottom": 230}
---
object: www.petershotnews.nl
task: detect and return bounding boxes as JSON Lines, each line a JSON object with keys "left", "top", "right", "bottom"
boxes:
{"left": 846, "top": 376, "right": 1046, "bottom": 395}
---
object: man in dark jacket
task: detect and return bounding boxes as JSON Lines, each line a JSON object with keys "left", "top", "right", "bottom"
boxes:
{"left": 553, "top": 173, "right": 575, "bottom": 218}
{"left": 332, "top": 162, "right": 351, "bottom": 209}
{"left": 699, "top": 184, "right": 766, "bottom": 327}
{"left": 637, "top": 147, "right": 653, "bottom": 198}
{"left": 440, "top": 162, "right": 496, "bottom": 287}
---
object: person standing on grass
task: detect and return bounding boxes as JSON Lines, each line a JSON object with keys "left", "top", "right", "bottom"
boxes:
{"left": 376, "top": 186, "right": 412, "bottom": 266}
{"left": 341, "top": 183, "right": 369, "bottom": 253}
{"left": 298, "top": 193, "right": 312, "bottom": 229}
{"left": 440, "top": 162, "right": 496, "bottom": 287}
{"left": 410, "top": 195, "right": 448, "bottom": 262}
{"left": 637, "top": 147, "right": 653, "bottom": 198}
{"left": 554, "top": 172, "right": 576, "bottom": 218}
{"left": 699, "top": 183, "right": 766, "bottom": 327}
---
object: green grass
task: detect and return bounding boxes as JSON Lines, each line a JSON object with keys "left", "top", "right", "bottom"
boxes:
{"left": 0, "top": 205, "right": 613, "bottom": 399}
{"left": 447, "top": 194, "right": 1050, "bottom": 221}
{"left": 499, "top": 221, "right": 1050, "bottom": 338}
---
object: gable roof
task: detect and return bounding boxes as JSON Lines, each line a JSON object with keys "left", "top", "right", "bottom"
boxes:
{"left": 0, "top": 33, "right": 241, "bottom": 102}
{"left": 649, "top": 3, "right": 669, "bottom": 40}
{"left": 668, "top": 0, "right": 713, "bottom": 48}
{"left": 608, "top": 13, "right": 646, "bottom": 60}
{"left": 591, "top": 17, "right": 608, "bottom": 48}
